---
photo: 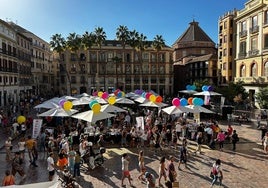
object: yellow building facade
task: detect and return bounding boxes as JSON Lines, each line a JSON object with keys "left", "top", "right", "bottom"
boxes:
{"left": 234, "top": 0, "right": 268, "bottom": 101}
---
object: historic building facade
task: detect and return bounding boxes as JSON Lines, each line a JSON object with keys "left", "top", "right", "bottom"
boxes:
{"left": 234, "top": 0, "right": 268, "bottom": 102}
{"left": 172, "top": 21, "right": 218, "bottom": 93}
{"left": 57, "top": 40, "right": 173, "bottom": 96}
{"left": 218, "top": 10, "right": 237, "bottom": 85}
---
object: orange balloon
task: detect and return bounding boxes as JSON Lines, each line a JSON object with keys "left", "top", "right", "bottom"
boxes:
{"left": 188, "top": 97, "right": 193, "bottom": 105}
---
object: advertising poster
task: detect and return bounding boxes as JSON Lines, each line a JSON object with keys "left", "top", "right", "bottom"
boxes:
{"left": 32, "top": 119, "right": 43, "bottom": 139}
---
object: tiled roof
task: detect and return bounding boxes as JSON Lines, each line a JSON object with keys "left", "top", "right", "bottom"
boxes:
{"left": 186, "top": 54, "right": 216, "bottom": 64}
{"left": 172, "top": 20, "right": 215, "bottom": 46}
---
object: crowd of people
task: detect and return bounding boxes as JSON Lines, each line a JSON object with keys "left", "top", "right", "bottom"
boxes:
{"left": 0, "top": 97, "right": 267, "bottom": 187}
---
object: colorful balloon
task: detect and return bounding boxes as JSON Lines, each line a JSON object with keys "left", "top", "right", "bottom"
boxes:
{"left": 117, "top": 92, "right": 123, "bottom": 98}
{"left": 202, "top": 85, "right": 208, "bottom": 91}
{"left": 91, "top": 103, "right": 101, "bottom": 113}
{"left": 180, "top": 98, "right": 188, "bottom": 106}
{"left": 108, "top": 96, "right": 116, "bottom": 105}
{"left": 187, "top": 97, "right": 193, "bottom": 105}
{"left": 191, "top": 85, "right": 196, "bottom": 91}
{"left": 145, "top": 93, "right": 152, "bottom": 100}
{"left": 155, "top": 96, "right": 163, "bottom": 103}
{"left": 58, "top": 99, "right": 66, "bottom": 107}
{"left": 89, "top": 100, "right": 98, "bottom": 108}
{"left": 63, "top": 101, "right": 73, "bottom": 110}
{"left": 17, "top": 115, "right": 26, "bottom": 124}
{"left": 102, "top": 92, "right": 109, "bottom": 99}
{"left": 192, "top": 97, "right": 198, "bottom": 106}
{"left": 92, "top": 91, "right": 98, "bottom": 96}
{"left": 149, "top": 95, "right": 156, "bottom": 102}
{"left": 186, "top": 85, "right": 191, "bottom": 90}
{"left": 98, "top": 91, "right": 103, "bottom": 97}
{"left": 172, "top": 98, "right": 180, "bottom": 107}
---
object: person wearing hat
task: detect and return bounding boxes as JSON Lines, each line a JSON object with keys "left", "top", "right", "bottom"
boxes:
{"left": 5, "top": 137, "right": 13, "bottom": 161}
{"left": 145, "top": 172, "right": 156, "bottom": 188}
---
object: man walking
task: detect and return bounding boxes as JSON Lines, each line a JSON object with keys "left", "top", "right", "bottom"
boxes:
{"left": 231, "top": 130, "right": 239, "bottom": 151}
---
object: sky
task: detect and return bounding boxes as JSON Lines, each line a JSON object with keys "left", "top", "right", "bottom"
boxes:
{"left": 1, "top": 0, "right": 247, "bottom": 46}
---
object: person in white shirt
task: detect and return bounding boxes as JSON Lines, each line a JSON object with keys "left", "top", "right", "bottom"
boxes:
{"left": 47, "top": 152, "right": 55, "bottom": 181}
{"left": 175, "top": 122, "right": 182, "bottom": 140}
{"left": 12, "top": 122, "right": 19, "bottom": 137}
{"left": 18, "top": 137, "right": 26, "bottom": 160}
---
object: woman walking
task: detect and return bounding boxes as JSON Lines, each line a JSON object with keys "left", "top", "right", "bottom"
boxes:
{"left": 158, "top": 156, "right": 167, "bottom": 187}
{"left": 137, "top": 150, "right": 145, "bottom": 181}
{"left": 210, "top": 159, "right": 223, "bottom": 187}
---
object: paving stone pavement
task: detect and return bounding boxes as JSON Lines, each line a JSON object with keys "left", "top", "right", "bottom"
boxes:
{"left": 0, "top": 119, "right": 267, "bottom": 188}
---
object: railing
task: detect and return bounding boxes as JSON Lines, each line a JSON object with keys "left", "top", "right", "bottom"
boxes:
{"left": 250, "top": 26, "right": 259, "bottom": 34}
{"left": 248, "top": 49, "right": 259, "bottom": 56}
{"left": 239, "top": 30, "right": 247, "bottom": 37}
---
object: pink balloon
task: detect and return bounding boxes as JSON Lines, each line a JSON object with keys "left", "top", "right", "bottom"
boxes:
{"left": 102, "top": 92, "right": 109, "bottom": 99}
{"left": 172, "top": 98, "right": 180, "bottom": 107}
{"left": 92, "top": 91, "right": 98, "bottom": 96}
{"left": 145, "top": 93, "right": 152, "bottom": 100}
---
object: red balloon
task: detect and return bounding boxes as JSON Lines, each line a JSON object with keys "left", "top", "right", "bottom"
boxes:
{"left": 155, "top": 96, "right": 163, "bottom": 103}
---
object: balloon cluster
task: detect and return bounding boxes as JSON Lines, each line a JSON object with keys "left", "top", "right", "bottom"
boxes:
{"left": 59, "top": 99, "right": 73, "bottom": 111}
{"left": 186, "top": 84, "right": 196, "bottom": 91}
{"left": 202, "top": 85, "right": 213, "bottom": 91}
{"left": 172, "top": 97, "right": 204, "bottom": 107}
{"left": 134, "top": 89, "right": 144, "bottom": 95}
{"left": 114, "top": 89, "right": 125, "bottom": 98}
{"left": 141, "top": 92, "right": 163, "bottom": 103}
{"left": 89, "top": 100, "right": 101, "bottom": 113}
{"left": 17, "top": 115, "right": 26, "bottom": 124}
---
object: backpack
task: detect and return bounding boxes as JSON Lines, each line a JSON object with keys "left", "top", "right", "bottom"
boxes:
{"left": 211, "top": 166, "right": 218, "bottom": 175}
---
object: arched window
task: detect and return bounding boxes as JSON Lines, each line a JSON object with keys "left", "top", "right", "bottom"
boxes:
{"left": 265, "top": 62, "right": 268, "bottom": 76}
{"left": 240, "top": 65, "right": 246, "bottom": 77}
{"left": 251, "top": 63, "right": 257, "bottom": 77}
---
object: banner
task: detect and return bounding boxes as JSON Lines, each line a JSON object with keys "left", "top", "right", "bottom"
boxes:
{"left": 32, "top": 119, "right": 43, "bottom": 139}
{"left": 136, "top": 116, "right": 144, "bottom": 130}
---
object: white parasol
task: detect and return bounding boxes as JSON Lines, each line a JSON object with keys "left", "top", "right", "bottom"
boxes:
{"left": 100, "top": 104, "right": 127, "bottom": 113}
{"left": 71, "top": 110, "right": 115, "bottom": 123}
{"left": 185, "top": 105, "right": 214, "bottom": 113}
{"left": 194, "top": 91, "right": 222, "bottom": 96}
{"left": 37, "top": 108, "right": 78, "bottom": 117}
{"left": 115, "top": 98, "right": 135, "bottom": 104}
{"left": 162, "top": 105, "right": 194, "bottom": 115}
{"left": 139, "top": 101, "right": 168, "bottom": 108}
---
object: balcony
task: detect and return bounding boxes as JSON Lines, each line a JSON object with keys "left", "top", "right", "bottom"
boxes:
{"left": 235, "top": 76, "right": 268, "bottom": 84}
{"left": 248, "top": 49, "right": 259, "bottom": 56}
{"left": 250, "top": 26, "right": 259, "bottom": 34}
{"left": 238, "top": 52, "right": 247, "bottom": 59}
{"left": 239, "top": 30, "right": 247, "bottom": 38}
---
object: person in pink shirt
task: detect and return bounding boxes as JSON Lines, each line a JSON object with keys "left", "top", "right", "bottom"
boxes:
{"left": 217, "top": 131, "right": 226, "bottom": 151}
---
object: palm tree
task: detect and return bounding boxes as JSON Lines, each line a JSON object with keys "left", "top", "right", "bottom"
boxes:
{"left": 152, "top": 35, "right": 165, "bottom": 93}
{"left": 65, "top": 33, "right": 82, "bottom": 95}
{"left": 128, "top": 30, "right": 139, "bottom": 89}
{"left": 116, "top": 25, "right": 129, "bottom": 90}
{"left": 93, "top": 27, "right": 107, "bottom": 91}
{"left": 82, "top": 31, "right": 95, "bottom": 91}
{"left": 135, "top": 33, "right": 148, "bottom": 89}
{"left": 50, "top": 34, "right": 71, "bottom": 95}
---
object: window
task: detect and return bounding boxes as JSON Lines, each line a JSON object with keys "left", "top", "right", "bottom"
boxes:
{"left": 223, "top": 49, "right": 227, "bottom": 56}
{"left": 264, "top": 34, "right": 268, "bottom": 49}
{"left": 241, "top": 21, "right": 247, "bottom": 32}
{"left": 240, "top": 41, "right": 246, "bottom": 53}
{"left": 224, "top": 35, "right": 227, "bottom": 43}
{"left": 223, "top": 62, "right": 226, "bottom": 70}
{"left": 230, "top": 34, "right": 233, "bottom": 42}
{"left": 265, "top": 11, "right": 268, "bottom": 25}
{"left": 229, "top": 62, "right": 232, "bottom": 70}
{"left": 240, "top": 65, "right": 246, "bottom": 77}
{"left": 224, "top": 21, "right": 227, "bottom": 29}
{"left": 252, "top": 15, "right": 258, "bottom": 27}
{"left": 251, "top": 37, "right": 258, "bottom": 50}
{"left": 251, "top": 63, "right": 257, "bottom": 77}
{"left": 265, "top": 62, "right": 268, "bottom": 76}
{"left": 230, "top": 48, "right": 233, "bottom": 56}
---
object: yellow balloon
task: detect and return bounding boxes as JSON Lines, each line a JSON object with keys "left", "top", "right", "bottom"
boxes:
{"left": 63, "top": 101, "right": 73, "bottom": 110}
{"left": 92, "top": 103, "right": 101, "bottom": 113}
{"left": 121, "top": 91, "right": 125, "bottom": 97}
{"left": 17, "top": 116, "right": 26, "bottom": 124}
{"left": 98, "top": 91, "right": 103, "bottom": 97}
{"left": 149, "top": 95, "right": 156, "bottom": 102}
{"left": 108, "top": 96, "right": 116, "bottom": 105}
